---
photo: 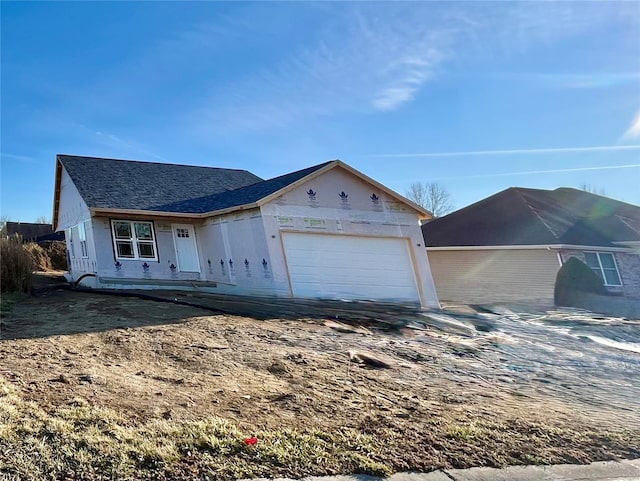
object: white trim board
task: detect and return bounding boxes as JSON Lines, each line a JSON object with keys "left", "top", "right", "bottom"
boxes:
{"left": 426, "top": 244, "right": 637, "bottom": 253}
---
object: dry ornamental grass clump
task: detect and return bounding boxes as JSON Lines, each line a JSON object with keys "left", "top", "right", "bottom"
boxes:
{"left": 45, "top": 241, "right": 68, "bottom": 270}
{"left": 22, "top": 242, "right": 50, "bottom": 271}
{"left": 0, "top": 235, "right": 33, "bottom": 293}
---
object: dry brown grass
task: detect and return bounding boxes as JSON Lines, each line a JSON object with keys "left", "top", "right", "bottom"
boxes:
{"left": 22, "top": 241, "right": 67, "bottom": 272}
{"left": 0, "top": 378, "right": 388, "bottom": 480}
{"left": 46, "top": 241, "right": 68, "bottom": 270}
{"left": 22, "top": 242, "right": 50, "bottom": 271}
{"left": 0, "top": 235, "right": 33, "bottom": 293}
{"left": 1, "top": 288, "right": 639, "bottom": 480}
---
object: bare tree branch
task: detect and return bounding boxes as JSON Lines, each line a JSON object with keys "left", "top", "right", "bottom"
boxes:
{"left": 405, "top": 182, "right": 454, "bottom": 217}
{"left": 579, "top": 183, "right": 606, "bottom": 196}
{"left": 0, "top": 215, "right": 10, "bottom": 237}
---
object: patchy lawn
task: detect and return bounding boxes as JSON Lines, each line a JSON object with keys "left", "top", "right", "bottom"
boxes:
{"left": 0, "top": 282, "right": 638, "bottom": 480}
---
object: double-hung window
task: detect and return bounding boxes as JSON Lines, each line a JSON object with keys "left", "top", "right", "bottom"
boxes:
{"left": 584, "top": 252, "right": 622, "bottom": 286}
{"left": 78, "top": 222, "right": 88, "bottom": 258}
{"left": 67, "top": 228, "right": 75, "bottom": 259}
{"left": 111, "top": 220, "right": 157, "bottom": 261}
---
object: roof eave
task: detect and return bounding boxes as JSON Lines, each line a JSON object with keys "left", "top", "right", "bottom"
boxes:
{"left": 90, "top": 202, "right": 261, "bottom": 219}
{"left": 332, "top": 160, "right": 432, "bottom": 218}
{"left": 52, "top": 156, "right": 63, "bottom": 231}
{"left": 91, "top": 208, "right": 208, "bottom": 219}
{"left": 89, "top": 159, "right": 431, "bottom": 221}
{"left": 255, "top": 160, "right": 432, "bottom": 218}
{"left": 613, "top": 240, "right": 640, "bottom": 248}
{"left": 426, "top": 244, "right": 637, "bottom": 253}
{"left": 254, "top": 161, "right": 338, "bottom": 207}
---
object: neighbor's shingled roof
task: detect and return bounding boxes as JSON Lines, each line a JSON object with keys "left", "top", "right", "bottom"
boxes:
{"left": 6, "top": 222, "right": 62, "bottom": 242}
{"left": 57, "top": 154, "right": 332, "bottom": 214}
{"left": 422, "top": 187, "right": 640, "bottom": 248}
{"left": 58, "top": 155, "right": 263, "bottom": 212}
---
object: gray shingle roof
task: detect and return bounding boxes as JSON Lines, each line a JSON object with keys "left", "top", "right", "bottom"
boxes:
{"left": 6, "top": 222, "right": 58, "bottom": 242}
{"left": 422, "top": 187, "right": 640, "bottom": 248}
{"left": 58, "top": 155, "right": 263, "bottom": 211}
{"left": 58, "top": 154, "right": 333, "bottom": 214}
{"left": 150, "top": 162, "right": 333, "bottom": 213}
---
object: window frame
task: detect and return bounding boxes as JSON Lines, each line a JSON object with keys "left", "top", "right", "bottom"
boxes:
{"left": 67, "top": 228, "right": 75, "bottom": 259}
{"left": 78, "top": 221, "right": 88, "bottom": 258}
{"left": 583, "top": 251, "right": 622, "bottom": 287}
{"left": 110, "top": 220, "right": 158, "bottom": 261}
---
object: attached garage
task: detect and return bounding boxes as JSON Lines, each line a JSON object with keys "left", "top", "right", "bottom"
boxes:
{"left": 282, "top": 232, "right": 421, "bottom": 303}
{"left": 56, "top": 155, "right": 440, "bottom": 307}
{"left": 426, "top": 248, "right": 562, "bottom": 304}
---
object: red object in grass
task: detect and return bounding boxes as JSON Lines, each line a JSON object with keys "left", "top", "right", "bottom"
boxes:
{"left": 244, "top": 437, "right": 258, "bottom": 445}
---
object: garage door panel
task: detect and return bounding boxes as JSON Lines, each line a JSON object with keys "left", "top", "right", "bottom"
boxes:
{"left": 428, "top": 249, "right": 560, "bottom": 303}
{"left": 282, "top": 233, "right": 420, "bottom": 302}
{"left": 284, "top": 246, "right": 412, "bottom": 264}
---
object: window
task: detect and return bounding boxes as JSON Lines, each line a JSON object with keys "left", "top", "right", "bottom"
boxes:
{"left": 111, "top": 220, "right": 157, "bottom": 260}
{"left": 78, "top": 221, "right": 88, "bottom": 258}
{"left": 584, "top": 252, "right": 622, "bottom": 286}
{"left": 67, "top": 228, "right": 75, "bottom": 259}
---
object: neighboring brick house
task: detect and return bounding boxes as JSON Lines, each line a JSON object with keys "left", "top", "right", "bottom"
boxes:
{"left": 421, "top": 187, "right": 640, "bottom": 305}
{"left": 5, "top": 222, "right": 65, "bottom": 243}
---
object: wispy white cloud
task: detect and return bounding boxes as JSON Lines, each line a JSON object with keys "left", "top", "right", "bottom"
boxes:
{"left": 10, "top": 2, "right": 633, "bottom": 144}
{"left": 0, "top": 152, "right": 36, "bottom": 163}
{"left": 488, "top": 72, "right": 640, "bottom": 90}
{"left": 369, "top": 144, "right": 640, "bottom": 158}
{"left": 492, "top": 2, "right": 601, "bottom": 53}
{"left": 187, "top": 2, "right": 636, "bottom": 133}
{"left": 432, "top": 163, "right": 640, "bottom": 181}
{"left": 622, "top": 109, "right": 640, "bottom": 140}
{"left": 558, "top": 73, "right": 640, "bottom": 90}
{"left": 191, "top": 5, "right": 458, "bottom": 132}
{"left": 72, "top": 123, "right": 170, "bottom": 162}
{"left": 371, "top": 53, "right": 444, "bottom": 111}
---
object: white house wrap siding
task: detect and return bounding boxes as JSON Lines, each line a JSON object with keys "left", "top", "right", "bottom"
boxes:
{"left": 259, "top": 167, "right": 439, "bottom": 307}
{"left": 427, "top": 248, "right": 562, "bottom": 304}
{"left": 55, "top": 155, "right": 440, "bottom": 307}
{"left": 56, "top": 167, "right": 97, "bottom": 281}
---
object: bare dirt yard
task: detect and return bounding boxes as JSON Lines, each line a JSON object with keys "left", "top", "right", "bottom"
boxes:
{"left": 1, "top": 274, "right": 639, "bottom": 480}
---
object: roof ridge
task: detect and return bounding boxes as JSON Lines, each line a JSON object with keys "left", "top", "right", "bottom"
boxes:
{"left": 137, "top": 160, "right": 337, "bottom": 214}
{"left": 553, "top": 186, "right": 640, "bottom": 210}
{"left": 207, "top": 160, "right": 336, "bottom": 195}
{"left": 258, "top": 160, "right": 334, "bottom": 183}
{"left": 514, "top": 188, "right": 561, "bottom": 240}
{"left": 618, "top": 215, "right": 640, "bottom": 236}
{"left": 56, "top": 154, "right": 255, "bottom": 174}
{"left": 424, "top": 187, "right": 517, "bottom": 225}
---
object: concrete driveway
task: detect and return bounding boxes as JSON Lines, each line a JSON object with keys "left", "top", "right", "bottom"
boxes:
{"left": 247, "top": 459, "right": 640, "bottom": 481}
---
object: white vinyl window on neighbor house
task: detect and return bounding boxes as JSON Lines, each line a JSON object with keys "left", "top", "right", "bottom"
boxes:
{"left": 584, "top": 252, "right": 622, "bottom": 286}
{"left": 111, "top": 220, "right": 157, "bottom": 260}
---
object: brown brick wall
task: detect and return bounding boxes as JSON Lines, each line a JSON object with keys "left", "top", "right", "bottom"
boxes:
{"left": 559, "top": 249, "right": 640, "bottom": 300}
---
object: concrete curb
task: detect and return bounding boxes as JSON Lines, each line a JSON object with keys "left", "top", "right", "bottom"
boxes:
{"left": 244, "top": 459, "right": 640, "bottom": 481}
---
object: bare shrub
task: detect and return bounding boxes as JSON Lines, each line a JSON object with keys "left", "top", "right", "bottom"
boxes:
{"left": 45, "top": 241, "right": 68, "bottom": 270}
{"left": 24, "top": 243, "right": 51, "bottom": 271}
{"left": 1, "top": 235, "right": 33, "bottom": 293}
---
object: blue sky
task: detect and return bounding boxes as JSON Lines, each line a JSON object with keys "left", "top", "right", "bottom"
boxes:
{"left": 1, "top": 1, "right": 639, "bottom": 222}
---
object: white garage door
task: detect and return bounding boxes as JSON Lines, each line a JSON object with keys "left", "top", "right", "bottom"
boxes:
{"left": 282, "top": 232, "right": 420, "bottom": 303}
{"left": 427, "top": 249, "right": 561, "bottom": 304}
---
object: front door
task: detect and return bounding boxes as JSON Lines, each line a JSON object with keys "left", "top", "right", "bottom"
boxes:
{"left": 172, "top": 224, "right": 200, "bottom": 272}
